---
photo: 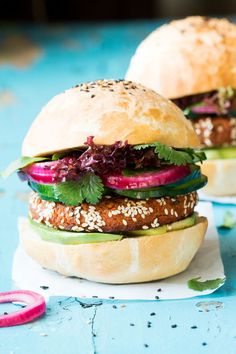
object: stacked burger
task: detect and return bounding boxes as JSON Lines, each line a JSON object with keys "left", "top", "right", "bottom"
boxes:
{"left": 6, "top": 80, "right": 208, "bottom": 284}
{"left": 126, "top": 16, "right": 236, "bottom": 196}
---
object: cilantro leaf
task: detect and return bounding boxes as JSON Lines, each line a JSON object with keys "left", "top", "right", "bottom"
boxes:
{"left": 187, "top": 277, "right": 225, "bottom": 292}
{"left": 219, "top": 211, "right": 236, "bottom": 229}
{"left": 134, "top": 142, "right": 206, "bottom": 166}
{"left": 80, "top": 172, "right": 104, "bottom": 204}
{"left": 54, "top": 181, "right": 84, "bottom": 205}
{"left": 1, "top": 156, "right": 49, "bottom": 179}
{"left": 54, "top": 172, "right": 104, "bottom": 206}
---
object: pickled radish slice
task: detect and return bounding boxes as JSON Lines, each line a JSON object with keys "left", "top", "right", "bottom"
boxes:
{"left": 22, "top": 161, "right": 58, "bottom": 184}
{"left": 102, "top": 165, "right": 190, "bottom": 190}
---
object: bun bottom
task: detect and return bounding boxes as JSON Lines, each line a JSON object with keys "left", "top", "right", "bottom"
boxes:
{"left": 200, "top": 158, "right": 236, "bottom": 196}
{"left": 18, "top": 216, "right": 207, "bottom": 284}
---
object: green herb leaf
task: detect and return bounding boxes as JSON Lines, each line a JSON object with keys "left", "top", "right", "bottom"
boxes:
{"left": 1, "top": 156, "right": 49, "bottom": 179}
{"left": 134, "top": 142, "right": 206, "bottom": 166}
{"left": 219, "top": 211, "right": 236, "bottom": 229}
{"left": 80, "top": 172, "right": 104, "bottom": 204}
{"left": 187, "top": 277, "right": 225, "bottom": 292}
{"left": 54, "top": 172, "right": 104, "bottom": 206}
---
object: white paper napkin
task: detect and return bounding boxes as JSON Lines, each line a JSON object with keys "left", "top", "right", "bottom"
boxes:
{"left": 12, "top": 202, "right": 225, "bottom": 300}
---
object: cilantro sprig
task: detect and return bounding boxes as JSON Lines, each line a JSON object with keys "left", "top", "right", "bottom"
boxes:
{"left": 187, "top": 277, "right": 225, "bottom": 292}
{"left": 54, "top": 172, "right": 104, "bottom": 205}
{"left": 219, "top": 211, "right": 236, "bottom": 230}
{"left": 134, "top": 142, "right": 206, "bottom": 166}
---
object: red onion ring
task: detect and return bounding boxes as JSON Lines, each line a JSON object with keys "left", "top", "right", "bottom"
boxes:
{"left": 0, "top": 290, "right": 46, "bottom": 327}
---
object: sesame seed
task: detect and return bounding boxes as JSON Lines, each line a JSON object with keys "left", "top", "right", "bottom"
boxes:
{"left": 122, "top": 219, "right": 128, "bottom": 226}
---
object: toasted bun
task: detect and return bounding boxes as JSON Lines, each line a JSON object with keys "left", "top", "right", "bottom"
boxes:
{"left": 126, "top": 17, "right": 236, "bottom": 99}
{"left": 22, "top": 80, "right": 199, "bottom": 156}
{"left": 18, "top": 216, "right": 207, "bottom": 284}
{"left": 200, "top": 159, "right": 236, "bottom": 196}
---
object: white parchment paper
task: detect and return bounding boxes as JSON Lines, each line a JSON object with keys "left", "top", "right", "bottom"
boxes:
{"left": 199, "top": 192, "right": 236, "bottom": 205}
{"left": 12, "top": 202, "right": 225, "bottom": 300}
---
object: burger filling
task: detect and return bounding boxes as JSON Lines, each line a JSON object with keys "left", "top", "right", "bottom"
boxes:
{"left": 5, "top": 137, "right": 207, "bottom": 244}
{"left": 173, "top": 87, "right": 236, "bottom": 158}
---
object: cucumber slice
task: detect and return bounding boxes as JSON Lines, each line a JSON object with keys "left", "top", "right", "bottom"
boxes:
{"left": 114, "top": 175, "right": 207, "bottom": 199}
{"left": 29, "top": 218, "right": 123, "bottom": 244}
{"left": 204, "top": 146, "right": 236, "bottom": 160}
{"left": 126, "top": 213, "right": 196, "bottom": 236}
{"left": 29, "top": 181, "right": 57, "bottom": 201}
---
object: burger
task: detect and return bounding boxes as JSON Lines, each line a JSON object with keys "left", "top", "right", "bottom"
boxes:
{"left": 5, "top": 79, "right": 208, "bottom": 284}
{"left": 126, "top": 16, "right": 236, "bottom": 196}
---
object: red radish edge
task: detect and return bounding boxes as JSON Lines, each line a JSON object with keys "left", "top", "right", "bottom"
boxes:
{"left": 0, "top": 290, "right": 46, "bottom": 327}
{"left": 191, "top": 105, "right": 218, "bottom": 114}
{"left": 22, "top": 161, "right": 58, "bottom": 184}
{"left": 102, "top": 165, "right": 191, "bottom": 190}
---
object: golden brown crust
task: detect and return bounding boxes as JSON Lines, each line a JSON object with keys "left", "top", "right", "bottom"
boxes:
{"left": 18, "top": 216, "right": 208, "bottom": 284}
{"left": 200, "top": 159, "right": 236, "bottom": 196}
{"left": 22, "top": 80, "right": 199, "bottom": 157}
{"left": 29, "top": 192, "right": 197, "bottom": 233}
{"left": 126, "top": 17, "right": 236, "bottom": 99}
{"left": 193, "top": 116, "right": 236, "bottom": 147}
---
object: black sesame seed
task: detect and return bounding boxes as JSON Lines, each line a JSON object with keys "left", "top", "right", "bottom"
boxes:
{"left": 93, "top": 334, "right": 96, "bottom": 337}
{"left": 130, "top": 323, "right": 135, "bottom": 326}
{"left": 147, "top": 321, "right": 152, "bottom": 328}
{"left": 91, "top": 94, "right": 95, "bottom": 98}
{"left": 112, "top": 305, "right": 117, "bottom": 309}
{"left": 109, "top": 296, "right": 115, "bottom": 299}
{"left": 171, "top": 324, "right": 177, "bottom": 328}
{"left": 3, "top": 312, "right": 8, "bottom": 315}
{"left": 202, "top": 342, "right": 207, "bottom": 346}
{"left": 150, "top": 312, "right": 156, "bottom": 316}
{"left": 144, "top": 344, "right": 149, "bottom": 348}
{"left": 155, "top": 296, "right": 159, "bottom": 300}
{"left": 157, "top": 288, "right": 162, "bottom": 292}
{"left": 191, "top": 325, "right": 198, "bottom": 329}
{"left": 40, "top": 286, "right": 49, "bottom": 290}
{"left": 92, "top": 295, "right": 98, "bottom": 298}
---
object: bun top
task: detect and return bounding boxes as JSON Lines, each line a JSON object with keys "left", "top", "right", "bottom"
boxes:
{"left": 126, "top": 17, "right": 236, "bottom": 99}
{"left": 22, "top": 79, "right": 199, "bottom": 156}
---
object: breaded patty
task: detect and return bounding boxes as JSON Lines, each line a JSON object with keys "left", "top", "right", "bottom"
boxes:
{"left": 193, "top": 116, "right": 236, "bottom": 147}
{"left": 29, "top": 191, "right": 197, "bottom": 233}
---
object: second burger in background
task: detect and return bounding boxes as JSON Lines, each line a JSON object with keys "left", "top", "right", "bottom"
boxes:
{"left": 126, "top": 17, "right": 236, "bottom": 196}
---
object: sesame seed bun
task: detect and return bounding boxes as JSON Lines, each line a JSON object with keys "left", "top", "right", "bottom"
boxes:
{"left": 18, "top": 216, "right": 207, "bottom": 284}
{"left": 126, "top": 17, "right": 236, "bottom": 99}
{"left": 200, "top": 159, "right": 236, "bottom": 196}
{"left": 22, "top": 80, "right": 199, "bottom": 157}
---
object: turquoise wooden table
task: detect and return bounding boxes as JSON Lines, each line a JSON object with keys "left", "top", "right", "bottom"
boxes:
{"left": 0, "top": 20, "right": 236, "bottom": 354}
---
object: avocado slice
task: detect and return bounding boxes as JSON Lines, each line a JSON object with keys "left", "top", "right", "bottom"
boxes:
{"left": 204, "top": 146, "right": 236, "bottom": 160}
{"left": 29, "top": 213, "right": 197, "bottom": 245}
{"left": 126, "top": 213, "right": 197, "bottom": 236}
{"left": 29, "top": 218, "right": 123, "bottom": 244}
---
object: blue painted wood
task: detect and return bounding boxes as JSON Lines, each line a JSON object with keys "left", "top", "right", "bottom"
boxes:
{"left": 0, "top": 20, "right": 236, "bottom": 354}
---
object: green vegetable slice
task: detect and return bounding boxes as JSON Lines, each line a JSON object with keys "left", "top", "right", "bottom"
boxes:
{"left": 114, "top": 175, "right": 207, "bottom": 199}
{"left": 203, "top": 146, "right": 236, "bottom": 160}
{"left": 126, "top": 213, "right": 196, "bottom": 236}
{"left": 29, "top": 218, "right": 122, "bottom": 244}
{"left": 1, "top": 156, "right": 49, "bottom": 179}
{"left": 187, "top": 277, "right": 225, "bottom": 292}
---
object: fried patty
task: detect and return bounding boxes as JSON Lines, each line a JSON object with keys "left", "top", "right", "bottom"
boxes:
{"left": 29, "top": 191, "right": 197, "bottom": 233}
{"left": 193, "top": 116, "right": 236, "bottom": 147}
